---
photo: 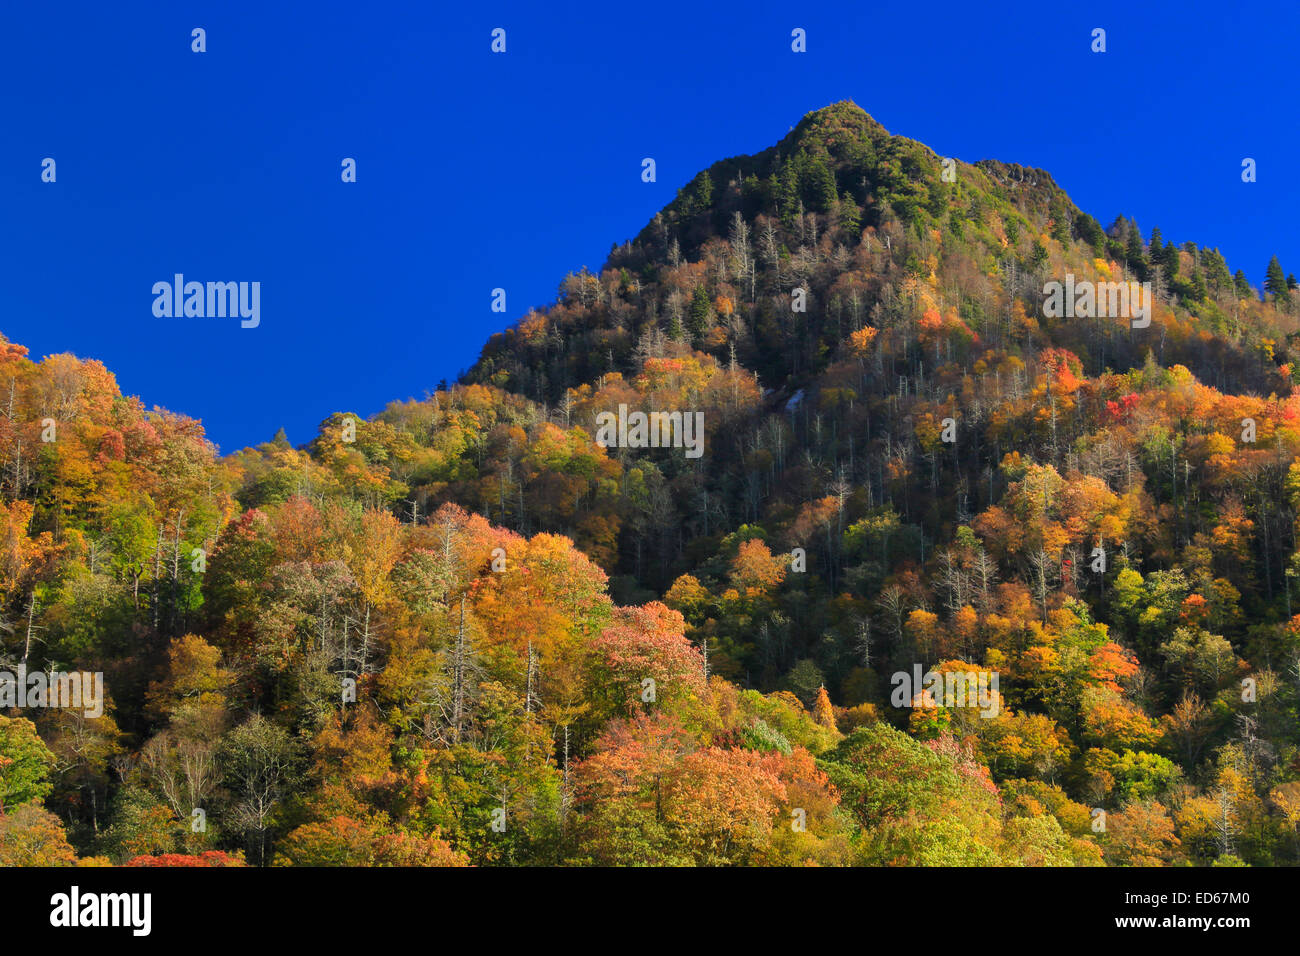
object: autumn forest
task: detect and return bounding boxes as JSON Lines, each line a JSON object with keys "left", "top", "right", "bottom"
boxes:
{"left": 5, "top": 102, "right": 1300, "bottom": 868}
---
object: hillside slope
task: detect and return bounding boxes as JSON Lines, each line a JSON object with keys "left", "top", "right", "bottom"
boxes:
{"left": 4, "top": 102, "right": 1300, "bottom": 867}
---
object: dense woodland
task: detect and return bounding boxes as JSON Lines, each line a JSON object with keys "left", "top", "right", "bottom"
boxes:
{"left": 4, "top": 102, "right": 1300, "bottom": 866}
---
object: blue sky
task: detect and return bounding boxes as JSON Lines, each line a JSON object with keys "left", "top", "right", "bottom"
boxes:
{"left": 2, "top": 0, "right": 1297, "bottom": 454}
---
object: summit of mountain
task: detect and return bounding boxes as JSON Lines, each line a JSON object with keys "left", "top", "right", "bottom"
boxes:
{"left": 466, "top": 101, "right": 1295, "bottom": 408}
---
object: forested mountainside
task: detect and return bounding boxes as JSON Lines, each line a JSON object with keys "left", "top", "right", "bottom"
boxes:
{"left": 5, "top": 101, "right": 1300, "bottom": 867}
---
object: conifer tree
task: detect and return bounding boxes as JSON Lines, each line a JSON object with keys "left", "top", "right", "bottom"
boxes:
{"left": 1265, "top": 256, "right": 1290, "bottom": 306}
{"left": 1234, "top": 269, "right": 1253, "bottom": 299}
{"left": 687, "top": 285, "right": 712, "bottom": 338}
{"left": 812, "top": 686, "right": 838, "bottom": 731}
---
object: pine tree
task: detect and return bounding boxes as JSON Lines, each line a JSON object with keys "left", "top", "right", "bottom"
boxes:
{"left": 1048, "top": 199, "right": 1071, "bottom": 244}
{"left": 1265, "top": 256, "right": 1290, "bottom": 306}
{"left": 803, "top": 155, "right": 838, "bottom": 214}
{"left": 1234, "top": 270, "right": 1253, "bottom": 299}
{"left": 1029, "top": 239, "right": 1049, "bottom": 271}
{"left": 667, "top": 310, "right": 684, "bottom": 341}
{"left": 680, "top": 170, "right": 713, "bottom": 217}
{"left": 812, "top": 685, "right": 838, "bottom": 731}
{"left": 839, "top": 191, "right": 862, "bottom": 237}
{"left": 1126, "top": 229, "right": 1147, "bottom": 279}
{"left": 1077, "top": 213, "right": 1105, "bottom": 250}
{"left": 687, "top": 285, "right": 712, "bottom": 338}
{"left": 1204, "top": 248, "right": 1231, "bottom": 292}
{"left": 1162, "top": 243, "right": 1180, "bottom": 278}
{"left": 776, "top": 159, "right": 801, "bottom": 225}
{"left": 1189, "top": 269, "right": 1208, "bottom": 301}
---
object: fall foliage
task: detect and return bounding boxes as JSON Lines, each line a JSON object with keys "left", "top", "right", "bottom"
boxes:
{"left": 4, "top": 102, "right": 1300, "bottom": 867}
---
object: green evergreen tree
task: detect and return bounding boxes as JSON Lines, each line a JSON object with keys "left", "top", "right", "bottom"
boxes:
{"left": 1265, "top": 256, "right": 1290, "bottom": 305}
{"left": 1126, "top": 229, "right": 1147, "bottom": 279}
{"left": 1204, "top": 249, "right": 1231, "bottom": 292}
{"left": 776, "top": 160, "right": 801, "bottom": 225}
{"left": 1049, "top": 207, "right": 1071, "bottom": 244}
{"left": 1234, "top": 269, "right": 1253, "bottom": 299}
{"left": 687, "top": 284, "right": 712, "bottom": 338}
{"left": 1148, "top": 227, "right": 1164, "bottom": 260}
{"left": 1004, "top": 216, "right": 1021, "bottom": 246}
{"left": 802, "top": 155, "right": 838, "bottom": 214}
{"left": 679, "top": 170, "right": 713, "bottom": 216}
{"left": 1162, "top": 243, "right": 1180, "bottom": 278}
{"left": 839, "top": 191, "right": 862, "bottom": 237}
{"left": 1029, "top": 239, "right": 1049, "bottom": 271}
{"left": 1076, "top": 213, "right": 1105, "bottom": 250}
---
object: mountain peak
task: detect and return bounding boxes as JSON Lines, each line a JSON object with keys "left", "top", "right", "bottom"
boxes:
{"left": 785, "top": 100, "right": 887, "bottom": 148}
{"left": 473, "top": 100, "right": 1289, "bottom": 418}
